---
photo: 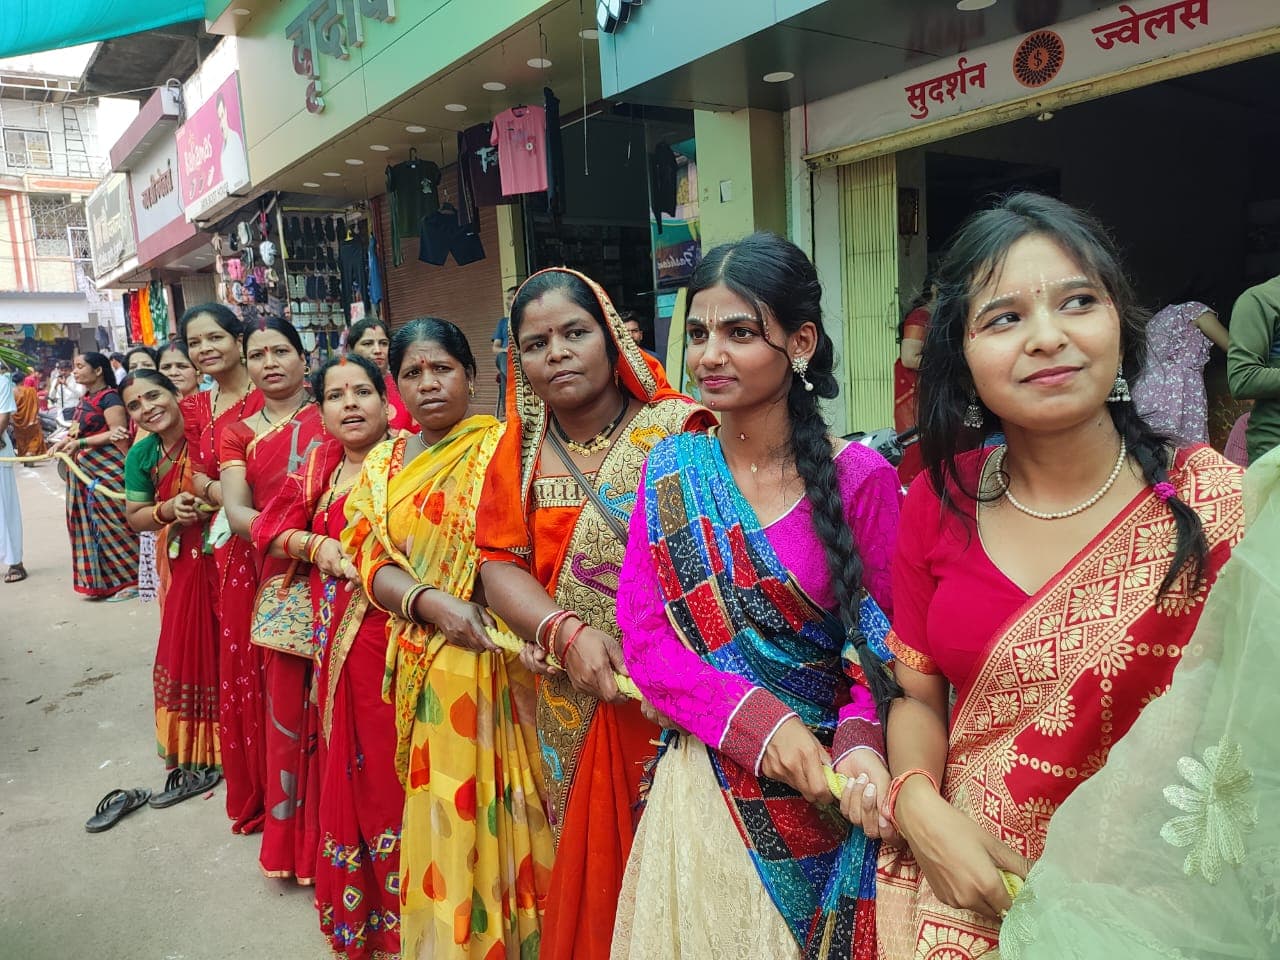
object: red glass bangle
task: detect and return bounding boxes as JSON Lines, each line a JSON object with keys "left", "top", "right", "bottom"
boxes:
{"left": 557, "top": 621, "right": 589, "bottom": 663}
{"left": 538, "top": 610, "right": 573, "bottom": 651}
{"left": 884, "top": 767, "right": 941, "bottom": 833}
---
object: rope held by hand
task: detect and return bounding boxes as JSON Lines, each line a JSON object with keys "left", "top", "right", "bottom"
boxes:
{"left": 0, "top": 452, "right": 128, "bottom": 501}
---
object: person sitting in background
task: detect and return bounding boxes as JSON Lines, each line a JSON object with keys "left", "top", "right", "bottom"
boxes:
{"left": 1227, "top": 272, "right": 1280, "bottom": 464}
{"left": 1130, "top": 300, "right": 1228, "bottom": 445}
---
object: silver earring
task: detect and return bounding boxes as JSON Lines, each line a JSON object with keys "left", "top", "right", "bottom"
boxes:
{"left": 1107, "top": 371, "right": 1131, "bottom": 403}
{"left": 791, "top": 354, "right": 813, "bottom": 392}
{"left": 963, "top": 394, "right": 984, "bottom": 429}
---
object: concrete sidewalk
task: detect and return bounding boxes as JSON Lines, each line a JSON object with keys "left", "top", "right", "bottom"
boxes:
{"left": 0, "top": 463, "right": 324, "bottom": 959}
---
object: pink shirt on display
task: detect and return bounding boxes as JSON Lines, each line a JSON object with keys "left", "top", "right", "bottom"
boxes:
{"left": 491, "top": 106, "right": 547, "bottom": 196}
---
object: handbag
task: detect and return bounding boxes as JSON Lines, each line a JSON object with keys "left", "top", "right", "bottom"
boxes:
{"left": 250, "top": 560, "right": 316, "bottom": 658}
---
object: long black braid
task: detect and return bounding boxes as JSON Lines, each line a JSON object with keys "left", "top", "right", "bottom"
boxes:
{"left": 690, "top": 233, "right": 903, "bottom": 724}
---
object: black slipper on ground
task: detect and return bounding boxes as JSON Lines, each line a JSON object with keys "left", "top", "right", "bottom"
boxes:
{"left": 148, "top": 767, "right": 221, "bottom": 809}
{"left": 85, "top": 788, "right": 151, "bottom": 833}
{"left": 4, "top": 564, "right": 26, "bottom": 583}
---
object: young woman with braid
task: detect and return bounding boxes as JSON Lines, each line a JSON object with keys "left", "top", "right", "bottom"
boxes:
{"left": 876, "top": 193, "right": 1245, "bottom": 959}
{"left": 612, "top": 232, "right": 902, "bottom": 959}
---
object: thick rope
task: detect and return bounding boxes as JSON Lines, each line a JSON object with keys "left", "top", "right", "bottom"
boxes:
{"left": 0, "top": 452, "right": 127, "bottom": 501}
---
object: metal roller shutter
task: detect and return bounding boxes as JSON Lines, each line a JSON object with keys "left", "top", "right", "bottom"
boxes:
{"left": 375, "top": 170, "right": 505, "bottom": 416}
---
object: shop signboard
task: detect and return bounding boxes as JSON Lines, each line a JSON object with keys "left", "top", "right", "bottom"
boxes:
{"left": 807, "top": 0, "right": 1280, "bottom": 157}
{"left": 176, "top": 72, "right": 251, "bottom": 221}
{"left": 130, "top": 133, "right": 197, "bottom": 265}
{"left": 284, "top": 0, "right": 396, "bottom": 114}
{"left": 650, "top": 153, "right": 701, "bottom": 285}
{"left": 85, "top": 173, "right": 136, "bottom": 279}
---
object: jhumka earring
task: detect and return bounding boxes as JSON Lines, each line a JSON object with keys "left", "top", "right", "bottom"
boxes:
{"left": 1106, "top": 370, "right": 1131, "bottom": 403}
{"left": 468, "top": 382, "right": 476, "bottom": 398}
{"left": 963, "top": 394, "right": 984, "bottom": 429}
{"left": 791, "top": 354, "right": 813, "bottom": 391}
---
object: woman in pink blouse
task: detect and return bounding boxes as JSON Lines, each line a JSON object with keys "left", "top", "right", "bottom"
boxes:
{"left": 612, "top": 233, "right": 902, "bottom": 959}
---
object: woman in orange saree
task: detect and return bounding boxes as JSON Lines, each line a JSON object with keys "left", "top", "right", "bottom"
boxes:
{"left": 12, "top": 379, "right": 45, "bottom": 457}
{"left": 222, "top": 317, "right": 325, "bottom": 882}
{"left": 476, "top": 268, "right": 713, "bottom": 960}
{"left": 875, "top": 194, "right": 1245, "bottom": 959}
{"left": 179, "top": 303, "right": 265, "bottom": 832}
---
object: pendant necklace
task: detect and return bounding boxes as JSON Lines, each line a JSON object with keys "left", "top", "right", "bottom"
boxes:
{"left": 552, "top": 395, "right": 629, "bottom": 457}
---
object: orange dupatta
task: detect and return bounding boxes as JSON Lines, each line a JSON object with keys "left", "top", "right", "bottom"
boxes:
{"left": 876, "top": 445, "right": 1244, "bottom": 959}
{"left": 474, "top": 267, "right": 713, "bottom": 960}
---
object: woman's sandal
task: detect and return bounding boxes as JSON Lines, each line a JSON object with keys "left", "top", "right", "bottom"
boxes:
{"left": 148, "top": 767, "right": 221, "bottom": 809}
{"left": 85, "top": 788, "right": 151, "bottom": 833}
{"left": 4, "top": 564, "right": 26, "bottom": 583}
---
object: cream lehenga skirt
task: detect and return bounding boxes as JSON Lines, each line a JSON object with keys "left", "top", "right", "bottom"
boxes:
{"left": 611, "top": 735, "right": 801, "bottom": 960}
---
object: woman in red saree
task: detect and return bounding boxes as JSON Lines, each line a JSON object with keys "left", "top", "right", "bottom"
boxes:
{"left": 180, "top": 303, "right": 266, "bottom": 832}
{"left": 346, "top": 317, "right": 417, "bottom": 434}
{"left": 477, "top": 268, "right": 713, "bottom": 960}
{"left": 222, "top": 316, "right": 324, "bottom": 883}
{"left": 121, "top": 370, "right": 221, "bottom": 776}
{"left": 251, "top": 353, "right": 397, "bottom": 956}
{"left": 876, "top": 194, "right": 1245, "bottom": 958}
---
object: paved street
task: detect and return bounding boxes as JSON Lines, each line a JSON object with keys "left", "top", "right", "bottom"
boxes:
{"left": 0, "top": 464, "right": 323, "bottom": 959}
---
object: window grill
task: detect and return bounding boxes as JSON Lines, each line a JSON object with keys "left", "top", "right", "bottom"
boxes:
{"left": 29, "top": 194, "right": 87, "bottom": 259}
{"left": 3, "top": 128, "right": 52, "bottom": 170}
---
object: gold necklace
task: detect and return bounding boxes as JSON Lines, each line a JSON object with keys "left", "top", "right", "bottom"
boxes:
{"left": 257, "top": 396, "right": 308, "bottom": 435}
{"left": 551, "top": 395, "right": 629, "bottom": 457}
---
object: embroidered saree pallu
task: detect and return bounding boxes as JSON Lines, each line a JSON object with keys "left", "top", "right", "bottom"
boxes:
{"left": 641, "top": 434, "right": 885, "bottom": 960}
{"left": 877, "top": 446, "right": 1244, "bottom": 960}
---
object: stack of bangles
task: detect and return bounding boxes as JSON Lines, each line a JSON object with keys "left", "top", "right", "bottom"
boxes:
{"left": 202, "top": 479, "right": 216, "bottom": 500}
{"left": 883, "top": 767, "right": 940, "bottom": 834}
{"left": 283, "top": 530, "right": 330, "bottom": 565}
{"left": 401, "top": 583, "right": 435, "bottom": 624}
{"left": 150, "top": 499, "right": 172, "bottom": 527}
{"left": 534, "top": 609, "right": 588, "bottom": 662}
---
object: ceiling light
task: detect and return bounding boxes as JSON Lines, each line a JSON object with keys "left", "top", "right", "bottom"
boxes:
{"left": 345, "top": 158, "right": 365, "bottom": 165}
{"left": 483, "top": 81, "right": 507, "bottom": 91}
{"left": 527, "top": 57, "right": 552, "bottom": 69}
{"left": 956, "top": 0, "right": 997, "bottom": 9}
{"left": 1036, "top": 110, "right": 1055, "bottom": 121}
{"left": 370, "top": 144, "right": 390, "bottom": 151}
{"left": 323, "top": 171, "right": 341, "bottom": 177}
{"left": 762, "top": 71, "right": 795, "bottom": 83}
{"left": 302, "top": 181, "right": 320, "bottom": 188}
{"left": 444, "top": 103, "right": 467, "bottom": 112}
{"left": 405, "top": 124, "right": 426, "bottom": 133}
{"left": 231, "top": 7, "right": 251, "bottom": 14}
{"left": 579, "top": 29, "right": 599, "bottom": 40}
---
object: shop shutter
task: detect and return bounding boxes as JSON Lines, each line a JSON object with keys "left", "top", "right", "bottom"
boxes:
{"left": 375, "top": 170, "right": 505, "bottom": 416}
{"left": 838, "top": 155, "right": 898, "bottom": 432}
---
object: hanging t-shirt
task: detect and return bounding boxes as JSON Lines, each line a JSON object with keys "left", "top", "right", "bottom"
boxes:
{"left": 544, "top": 87, "right": 564, "bottom": 216}
{"left": 491, "top": 106, "right": 547, "bottom": 196}
{"left": 385, "top": 158, "right": 441, "bottom": 266}
{"left": 651, "top": 141, "right": 678, "bottom": 233}
{"left": 458, "top": 123, "right": 507, "bottom": 225}
{"left": 339, "top": 231, "right": 369, "bottom": 321}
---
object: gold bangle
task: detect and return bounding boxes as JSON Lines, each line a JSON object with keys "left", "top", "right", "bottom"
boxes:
{"left": 151, "top": 503, "right": 167, "bottom": 527}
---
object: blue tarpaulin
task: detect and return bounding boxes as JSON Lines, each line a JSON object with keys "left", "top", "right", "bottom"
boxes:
{"left": 0, "top": 0, "right": 207, "bottom": 60}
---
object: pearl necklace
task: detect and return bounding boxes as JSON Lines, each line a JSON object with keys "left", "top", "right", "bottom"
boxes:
{"left": 995, "top": 438, "right": 1127, "bottom": 521}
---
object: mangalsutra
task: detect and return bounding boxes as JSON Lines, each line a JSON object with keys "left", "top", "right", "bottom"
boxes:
{"left": 551, "top": 395, "right": 628, "bottom": 457}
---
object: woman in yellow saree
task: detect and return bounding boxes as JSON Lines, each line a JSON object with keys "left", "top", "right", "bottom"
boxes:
{"left": 343, "top": 318, "right": 553, "bottom": 960}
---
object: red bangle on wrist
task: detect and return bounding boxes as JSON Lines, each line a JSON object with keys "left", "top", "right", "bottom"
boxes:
{"left": 884, "top": 768, "right": 941, "bottom": 833}
{"left": 556, "top": 621, "right": 589, "bottom": 662}
{"left": 539, "top": 610, "right": 573, "bottom": 652}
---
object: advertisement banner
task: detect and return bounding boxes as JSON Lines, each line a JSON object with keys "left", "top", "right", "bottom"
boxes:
{"left": 650, "top": 152, "right": 701, "bottom": 286}
{"left": 175, "top": 72, "right": 251, "bottom": 220}
{"left": 807, "top": 0, "right": 1280, "bottom": 157}
{"left": 85, "top": 173, "right": 136, "bottom": 278}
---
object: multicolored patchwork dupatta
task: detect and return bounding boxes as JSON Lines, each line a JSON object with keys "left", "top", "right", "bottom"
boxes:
{"left": 644, "top": 431, "right": 889, "bottom": 960}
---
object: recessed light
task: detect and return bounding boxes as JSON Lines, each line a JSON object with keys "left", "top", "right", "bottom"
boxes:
{"left": 527, "top": 57, "right": 552, "bottom": 69}
{"left": 345, "top": 158, "right": 364, "bottom": 165}
{"left": 231, "top": 7, "right": 251, "bottom": 14}
{"left": 323, "top": 171, "right": 341, "bottom": 177}
{"left": 762, "top": 71, "right": 795, "bottom": 83}
{"left": 302, "top": 181, "right": 320, "bottom": 188}
{"left": 483, "top": 81, "right": 507, "bottom": 91}
{"left": 579, "top": 29, "right": 599, "bottom": 40}
{"left": 444, "top": 103, "right": 467, "bottom": 112}
{"left": 405, "top": 124, "right": 426, "bottom": 133}
{"left": 956, "top": 0, "right": 997, "bottom": 10}
{"left": 369, "top": 144, "right": 390, "bottom": 152}
{"left": 1036, "top": 110, "right": 1055, "bottom": 121}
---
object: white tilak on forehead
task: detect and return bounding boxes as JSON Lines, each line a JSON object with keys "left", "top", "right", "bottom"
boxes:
{"left": 970, "top": 274, "right": 1092, "bottom": 323}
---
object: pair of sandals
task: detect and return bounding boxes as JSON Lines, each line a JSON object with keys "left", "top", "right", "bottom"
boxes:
{"left": 84, "top": 768, "right": 221, "bottom": 833}
{"left": 4, "top": 564, "right": 25, "bottom": 583}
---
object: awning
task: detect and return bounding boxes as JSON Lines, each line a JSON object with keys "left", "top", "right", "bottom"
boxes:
{"left": 0, "top": 0, "right": 205, "bottom": 60}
